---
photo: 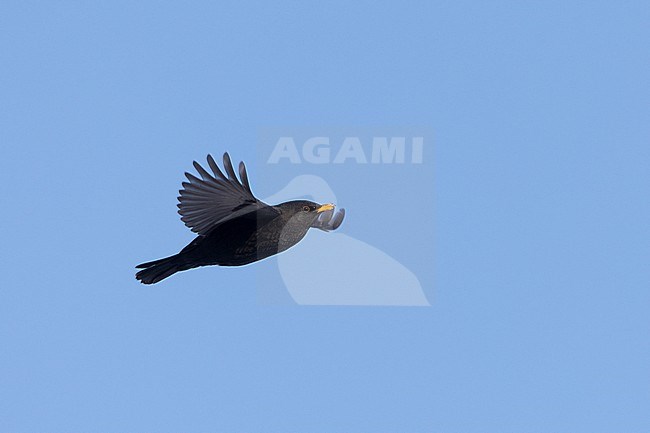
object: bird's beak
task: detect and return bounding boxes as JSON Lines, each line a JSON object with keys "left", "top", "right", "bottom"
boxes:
{"left": 316, "top": 203, "right": 335, "bottom": 213}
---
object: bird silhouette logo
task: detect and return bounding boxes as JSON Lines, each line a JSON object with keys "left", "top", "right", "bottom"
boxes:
{"left": 263, "top": 175, "right": 429, "bottom": 306}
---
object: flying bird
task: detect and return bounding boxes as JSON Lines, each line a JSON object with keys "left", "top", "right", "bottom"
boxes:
{"left": 135, "top": 153, "right": 345, "bottom": 284}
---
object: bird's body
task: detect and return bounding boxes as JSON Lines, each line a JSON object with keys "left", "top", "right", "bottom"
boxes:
{"left": 135, "top": 153, "right": 344, "bottom": 284}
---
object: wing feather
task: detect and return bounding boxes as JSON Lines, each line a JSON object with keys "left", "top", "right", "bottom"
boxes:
{"left": 177, "top": 153, "right": 276, "bottom": 235}
{"left": 222, "top": 153, "right": 238, "bottom": 181}
{"left": 239, "top": 161, "right": 252, "bottom": 194}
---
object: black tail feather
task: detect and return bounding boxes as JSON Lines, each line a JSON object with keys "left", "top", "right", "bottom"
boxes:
{"left": 136, "top": 256, "right": 172, "bottom": 269}
{"left": 135, "top": 254, "right": 189, "bottom": 284}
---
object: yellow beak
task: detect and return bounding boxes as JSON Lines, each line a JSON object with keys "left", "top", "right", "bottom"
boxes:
{"left": 316, "top": 203, "right": 335, "bottom": 213}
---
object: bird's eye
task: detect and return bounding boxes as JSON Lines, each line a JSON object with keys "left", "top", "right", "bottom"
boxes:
{"left": 302, "top": 205, "right": 310, "bottom": 212}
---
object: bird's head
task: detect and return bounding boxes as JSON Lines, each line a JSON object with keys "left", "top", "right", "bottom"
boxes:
{"left": 278, "top": 200, "right": 335, "bottom": 225}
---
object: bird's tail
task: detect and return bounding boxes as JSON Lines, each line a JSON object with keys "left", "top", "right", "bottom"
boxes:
{"left": 135, "top": 254, "right": 190, "bottom": 285}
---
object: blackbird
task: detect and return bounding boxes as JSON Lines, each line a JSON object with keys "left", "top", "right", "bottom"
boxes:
{"left": 135, "top": 153, "right": 345, "bottom": 284}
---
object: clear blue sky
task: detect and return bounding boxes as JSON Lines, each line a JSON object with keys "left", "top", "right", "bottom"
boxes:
{"left": 1, "top": 1, "right": 649, "bottom": 432}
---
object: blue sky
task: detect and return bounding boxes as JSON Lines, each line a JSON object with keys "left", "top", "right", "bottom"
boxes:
{"left": 1, "top": 1, "right": 649, "bottom": 432}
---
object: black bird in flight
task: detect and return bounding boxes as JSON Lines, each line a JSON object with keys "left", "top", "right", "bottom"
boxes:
{"left": 136, "top": 153, "right": 345, "bottom": 284}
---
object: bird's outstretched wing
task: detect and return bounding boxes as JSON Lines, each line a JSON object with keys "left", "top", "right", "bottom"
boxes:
{"left": 311, "top": 208, "right": 345, "bottom": 232}
{"left": 177, "top": 153, "right": 277, "bottom": 235}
